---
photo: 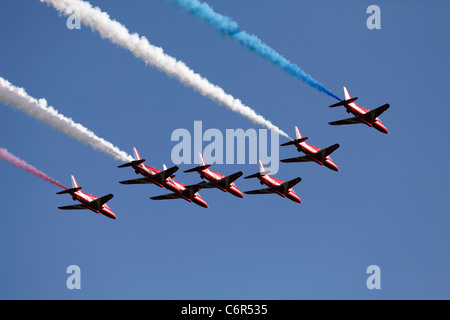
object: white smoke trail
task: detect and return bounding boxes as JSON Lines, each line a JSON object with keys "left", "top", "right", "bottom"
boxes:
{"left": 40, "top": 0, "right": 289, "bottom": 138}
{"left": 0, "top": 77, "right": 133, "bottom": 162}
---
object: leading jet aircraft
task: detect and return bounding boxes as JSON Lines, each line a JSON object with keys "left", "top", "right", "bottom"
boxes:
{"left": 244, "top": 160, "right": 302, "bottom": 203}
{"left": 328, "top": 87, "right": 390, "bottom": 134}
{"left": 56, "top": 175, "right": 116, "bottom": 219}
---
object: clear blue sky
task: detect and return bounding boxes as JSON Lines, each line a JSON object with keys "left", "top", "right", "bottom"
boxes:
{"left": 0, "top": 0, "right": 449, "bottom": 299}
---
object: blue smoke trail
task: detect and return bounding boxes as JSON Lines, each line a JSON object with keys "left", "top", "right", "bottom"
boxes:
{"left": 171, "top": 0, "right": 341, "bottom": 101}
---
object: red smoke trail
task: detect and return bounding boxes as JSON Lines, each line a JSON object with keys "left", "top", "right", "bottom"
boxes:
{"left": 0, "top": 148, "right": 66, "bottom": 189}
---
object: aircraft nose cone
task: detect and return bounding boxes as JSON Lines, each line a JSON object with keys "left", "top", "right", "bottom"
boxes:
{"left": 196, "top": 197, "right": 209, "bottom": 208}
{"left": 231, "top": 187, "right": 244, "bottom": 198}
{"left": 378, "top": 125, "right": 389, "bottom": 134}
{"left": 375, "top": 121, "right": 389, "bottom": 134}
{"left": 200, "top": 201, "right": 209, "bottom": 208}
{"left": 288, "top": 191, "right": 302, "bottom": 203}
{"left": 108, "top": 212, "right": 117, "bottom": 219}
{"left": 326, "top": 160, "right": 339, "bottom": 172}
{"left": 103, "top": 209, "right": 117, "bottom": 219}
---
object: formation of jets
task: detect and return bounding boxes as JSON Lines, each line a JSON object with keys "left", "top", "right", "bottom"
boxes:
{"left": 120, "top": 149, "right": 238, "bottom": 208}
{"left": 55, "top": 87, "right": 390, "bottom": 218}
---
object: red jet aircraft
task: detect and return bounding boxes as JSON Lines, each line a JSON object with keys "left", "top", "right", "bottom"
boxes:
{"left": 118, "top": 147, "right": 179, "bottom": 188}
{"left": 184, "top": 153, "right": 244, "bottom": 198}
{"left": 244, "top": 160, "right": 302, "bottom": 203}
{"left": 329, "top": 87, "right": 390, "bottom": 134}
{"left": 56, "top": 175, "right": 116, "bottom": 219}
{"left": 150, "top": 164, "right": 209, "bottom": 208}
{"left": 280, "top": 126, "right": 340, "bottom": 172}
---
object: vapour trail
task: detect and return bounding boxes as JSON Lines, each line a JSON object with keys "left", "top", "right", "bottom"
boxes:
{"left": 40, "top": 0, "right": 289, "bottom": 138}
{"left": 170, "top": 0, "right": 341, "bottom": 100}
{"left": 0, "top": 77, "right": 133, "bottom": 162}
{"left": 0, "top": 147, "right": 66, "bottom": 189}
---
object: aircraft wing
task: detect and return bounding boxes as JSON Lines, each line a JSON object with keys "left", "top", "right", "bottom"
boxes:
{"left": 90, "top": 194, "right": 114, "bottom": 210}
{"left": 280, "top": 155, "right": 312, "bottom": 163}
{"left": 329, "top": 97, "right": 358, "bottom": 108}
{"left": 150, "top": 165, "right": 179, "bottom": 184}
{"left": 150, "top": 193, "right": 182, "bottom": 200}
{"left": 181, "top": 185, "right": 202, "bottom": 199}
{"left": 215, "top": 171, "right": 243, "bottom": 189}
{"left": 119, "top": 177, "right": 152, "bottom": 185}
{"left": 56, "top": 187, "right": 82, "bottom": 194}
{"left": 117, "top": 159, "right": 145, "bottom": 168}
{"left": 273, "top": 177, "right": 302, "bottom": 195}
{"left": 312, "top": 143, "right": 340, "bottom": 163}
{"left": 328, "top": 117, "right": 361, "bottom": 126}
{"left": 195, "top": 181, "right": 217, "bottom": 189}
{"left": 361, "top": 104, "right": 390, "bottom": 123}
{"left": 150, "top": 184, "right": 202, "bottom": 201}
{"left": 58, "top": 204, "right": 87, "bottom": 210}
{"left": 244, "top": 187, "right": 276, "bottom": 195}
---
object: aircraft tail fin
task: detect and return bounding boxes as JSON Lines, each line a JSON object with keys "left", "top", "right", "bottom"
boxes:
{"left": 294, "top": 126, "right": 302, "bottom": 140}
{"left": 71, "top": 175, "right": 79, "bottom": 188}
{"left": 199, "top": 153, "right": 207, "bottom": 166}
{"left": 258, "top": 160, "right": 271, "bottom": 176}
{"left": 133, "top": 147, "right": 141, "bottom": 160}
{"left": 259, "top": 160, "right": 266, "bottom": 173}
{"left": 343, "top": 86, "right": 351, "bottom": 100}
{"left": 245, "top": 161, "right": 270, "bottom": 179}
